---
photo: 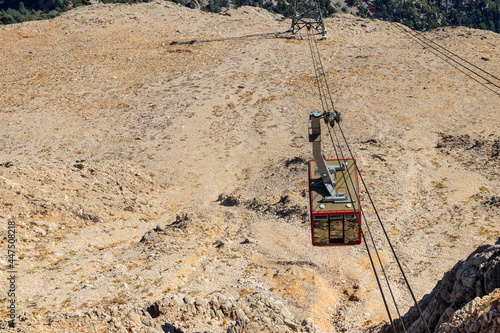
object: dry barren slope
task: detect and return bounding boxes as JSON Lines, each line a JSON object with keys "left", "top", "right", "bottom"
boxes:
{"left": 0, "top": 1, "right": 499, "bottom": 332}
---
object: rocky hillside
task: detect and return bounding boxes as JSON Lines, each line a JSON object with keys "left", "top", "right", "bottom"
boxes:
{"left": 373, "top": 237, "right": 500, "bottom": 333}
{"left": 2, "top": 0, "right": 500, "bottom": 34}
{"left": 0, "top": 1, "right": 499, "bottom": 332}
{"left": 1, "top": 239, "right": 498, "bottom": 332}
{"left": 368, "top": 0, "right": 500, "bottom": 32}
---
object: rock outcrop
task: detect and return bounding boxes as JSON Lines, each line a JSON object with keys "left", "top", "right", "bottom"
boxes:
{"left": 0, "top": 293, "right": 322, "bottom": 332}
{"left": 375, "top": 237, "right": 500, "bottom": 333}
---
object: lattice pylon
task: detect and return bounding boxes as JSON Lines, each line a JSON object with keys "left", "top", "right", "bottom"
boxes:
{"left": 290, "top": 0, "right": 326, "bottom": 38}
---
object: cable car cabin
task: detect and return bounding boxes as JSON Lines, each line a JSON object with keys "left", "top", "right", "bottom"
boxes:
{"left": 308, "top": 158, "right": 361, "bottom": 246}
{"left": 308, "top": 111, "right": 361, "bottom": 246}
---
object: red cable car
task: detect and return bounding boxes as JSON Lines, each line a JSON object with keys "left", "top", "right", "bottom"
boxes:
{"left": 308, "top": 111, "right": 361, "bottom": 246}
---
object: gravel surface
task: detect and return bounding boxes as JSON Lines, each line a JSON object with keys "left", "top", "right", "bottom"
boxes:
{"left": 0, "top": 2, "right": 499, "bottom": 332}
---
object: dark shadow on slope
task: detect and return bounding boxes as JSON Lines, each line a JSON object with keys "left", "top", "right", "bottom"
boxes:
{"left": 161, "top": 322, "right": 184, "bottom": 333}
{"left": 168, "top": 31, "right": 293, "bottom": 45}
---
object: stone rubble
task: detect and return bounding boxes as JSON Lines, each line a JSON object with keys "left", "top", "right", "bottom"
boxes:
{"left": 0, "top": 293, "right": 324, "bottom": 333}
{"left": 371, "top": 237, "right": 500, "bottom": 333}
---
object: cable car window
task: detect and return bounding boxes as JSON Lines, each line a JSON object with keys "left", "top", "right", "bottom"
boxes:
{"left": 313, "top": 217, "right": 329, "bottom": 244}
{"left": 344, "top": 215, "right": 359, "bottom": 243}
{"left": 329, "top": 215, "right": 343, "bottom": 242}
{"left": 313, "top": 214, "right": 345, "bottom": 245}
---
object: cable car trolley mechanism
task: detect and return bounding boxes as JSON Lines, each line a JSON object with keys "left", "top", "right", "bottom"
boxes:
{"left": 308, "top": 111, "right": 361, "bottom": 246}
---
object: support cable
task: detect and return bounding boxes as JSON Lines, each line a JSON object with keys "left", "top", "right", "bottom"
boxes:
{"left": 336, "top": 123, "right": 431, "bottom": 333}
{"left": 311, "top": 29, "right": 338, "bottom": 112}
{"left": 328, "top": 126, "right": 408, "bottom": 333}
{"left": 306, "top": 29, "right": 329, "bottom": 114}
{"left": 305, "top": 27, "right": 432, "bottom": 332}
{"left": 311, "top": 27, "right": 441, "bottom": 330}
{"left": 305, "top": 28, "right": 406, "bottom": 332}
{"left": 392, "top": 23, "right": 500, "bottom": 97}
{"left": 410, "top": 27, "right": 500, "bottom": 84}
{"left": 328, "top": 127, "right": 401, "bottom": 333}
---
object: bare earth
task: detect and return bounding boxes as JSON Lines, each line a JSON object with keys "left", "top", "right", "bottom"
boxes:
{"left": 0, "top": 1, "right": 499, "bottom": 332}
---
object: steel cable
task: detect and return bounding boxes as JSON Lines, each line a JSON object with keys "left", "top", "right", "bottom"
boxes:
{"left": 392, "top": 23, "right": 500, "bottom": 97}
{"left": 328, "top": 126, "right": 408, "bottom": 333}
{"left": 305, "top": 28, "right": 404, "bottom": 332}
{"left": 328, "top": 127, "right": 401, "bottom": 333}
{"left": 410, "top": 26, "right": 500, "bottom": 83}
{"left": 304, "top": 27, "right": 432, "bottom": 332}
{"left": 336, "top": 123, "right": 431, "bottom": 333}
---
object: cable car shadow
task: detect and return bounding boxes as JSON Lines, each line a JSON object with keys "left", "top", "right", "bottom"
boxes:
{"left": 169, "top": 31, "right": 292, "bottom": 45}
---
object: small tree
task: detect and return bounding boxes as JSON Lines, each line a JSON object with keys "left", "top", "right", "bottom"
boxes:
{"left": 0, "top": 11, "right": 16, "bottom": 24}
